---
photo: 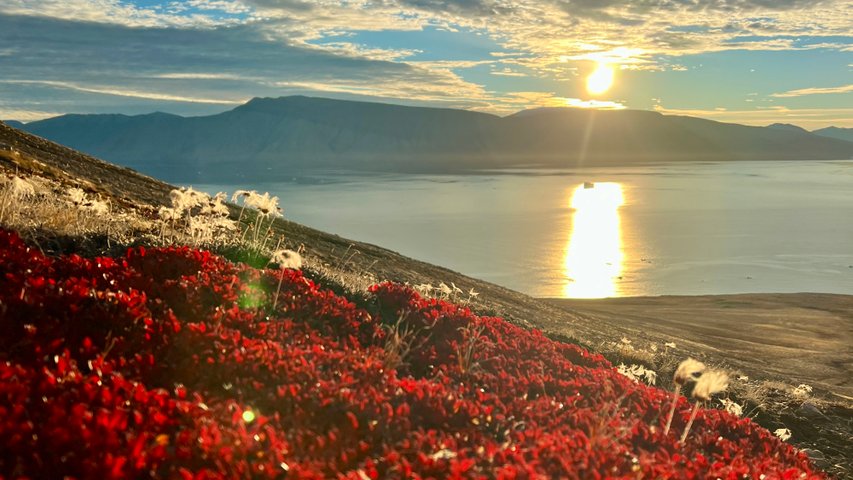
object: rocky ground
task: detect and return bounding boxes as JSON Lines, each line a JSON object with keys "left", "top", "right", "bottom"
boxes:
{"left": 2, "top": 121, "right": 850, "bottom": 477}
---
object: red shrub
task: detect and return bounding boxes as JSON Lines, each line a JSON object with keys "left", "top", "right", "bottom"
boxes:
{"left": 0, "top": 229, "right": 824, "bottom": 478}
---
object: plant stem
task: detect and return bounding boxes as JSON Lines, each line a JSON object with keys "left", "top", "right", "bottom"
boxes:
{"left": 663, "top": 384, "right": 681, "bottom": 435}
{"left": 272, "top": 270, "right": 284, "bottom": 311}
{"left": 679, "top": 401, "right": 702, "bottom": 444}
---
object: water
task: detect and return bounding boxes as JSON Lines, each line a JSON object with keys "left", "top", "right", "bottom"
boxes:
{"left": 198, "top": 161, "right": 853, "bottom": 298}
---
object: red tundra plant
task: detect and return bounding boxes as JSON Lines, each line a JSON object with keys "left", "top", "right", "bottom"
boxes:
{"left": 0, "top": 228, "right": 824, "bottom": 479}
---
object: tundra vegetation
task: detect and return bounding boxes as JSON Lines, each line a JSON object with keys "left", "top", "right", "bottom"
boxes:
{"left": 0, "top": 172, "right": 832, "bottom": 478}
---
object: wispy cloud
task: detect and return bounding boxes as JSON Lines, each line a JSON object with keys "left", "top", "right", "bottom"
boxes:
{"left": 0, "top": 1, "right": 850, "bottom": 126}
{"left": 0, "top": 80, "right": 246, "bottom": 104}
{"left": 770, "top": 84, "right": 853, "bottom": 97}
{"left": 654, "top": 104, "right": 853, "bottom": 129}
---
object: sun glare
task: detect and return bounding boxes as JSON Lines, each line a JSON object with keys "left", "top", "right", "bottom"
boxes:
{"left": 586, "top": 63, "right": 614, "bottom": 95}
{"left": 563, "top": 182, "right": 625, "bottom": 298}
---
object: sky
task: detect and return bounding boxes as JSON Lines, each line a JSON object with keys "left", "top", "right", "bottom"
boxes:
{"left": 0, "top": 0, "right": 851, "bottom": 129}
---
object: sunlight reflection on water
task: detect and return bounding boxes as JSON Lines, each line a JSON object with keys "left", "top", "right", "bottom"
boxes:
{"left": 563, "top": 182, "right": 625, "bottom": 298}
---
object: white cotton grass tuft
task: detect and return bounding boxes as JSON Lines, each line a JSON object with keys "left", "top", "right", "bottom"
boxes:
{"left": 231, "top": 189, "right": 253, "bottom": 202}
{"left": 792, "top": 384, "right": 812, "bottom": 397}
{"left": 158, "top": 206, "right": 182, "bottom": 222}
{"left": 201, "top": 192, "right": 229, "bottom": 217}
{"left": 719, "top": 398, "right": 743, "bottom": 417}
{"left": 270, "top": 249, "right": 302, "bottom": 310}
{"left": 1, "top": 175, "right": 38, "bottom": 223}
{"left": 67, "top": 187, "right": 86, "bottom": 206}
{"left": 680, "top": 370, "right": 729, "bottom": 444}
{"left": 9, "top": 175, "right": 36, "bottom": 200}
{"left": 82, "top": 198, "right": 109, "bottom": 216}
{"left": 244, "top": 191, "right": 281, "bottom": 218}
{"left": 774, "top": 428, "right": 792, "bottom": 442}
{"left": 617, "top": 364, "right": 657, "bottom": 386}
{"left": 169, "top": 187, "right": 208, "bottom": 214}
{"left": 674, "top": 358, "right": 706, "bottom": 386}
{"left": 691, "top": 370, "right": 729, "bottom": 401}
{"left": 270, "top": 249, "right": 302, "bottom": 270}
{"left": 663, "top": 358, "right": 706, "bottom": 435}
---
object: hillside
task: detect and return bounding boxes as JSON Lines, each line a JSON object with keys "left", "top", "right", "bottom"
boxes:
{"left": 18, "top": 96, "right": 853, "bottom": 182}
{"left": 813, "top": 126, "right": 853, "bottom": 143}
{"left": 0, "top": 120, "right": 850, "bottom": 476}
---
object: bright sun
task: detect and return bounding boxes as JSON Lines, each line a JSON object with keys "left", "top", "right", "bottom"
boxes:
{"left": 586, "top": 63, "right": 614, "bottom": 95}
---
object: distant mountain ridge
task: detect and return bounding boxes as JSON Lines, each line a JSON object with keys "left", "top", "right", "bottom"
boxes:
{"left": 812, "top": 126, "right": 853, "bottom": 143}
{"left": 13, "top": 96, "right": 853, "bottom": 182}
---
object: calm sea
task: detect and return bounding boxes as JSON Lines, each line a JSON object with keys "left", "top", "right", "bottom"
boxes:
{"left": 198, "top": 160, "right": 853, "bottom": 298}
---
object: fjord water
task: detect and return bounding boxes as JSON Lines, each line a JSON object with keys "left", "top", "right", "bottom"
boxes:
{"left": 200, "top": 161, "right": 853, "bottom": 298}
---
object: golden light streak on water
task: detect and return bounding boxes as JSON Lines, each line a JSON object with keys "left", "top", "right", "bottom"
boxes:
{"left": 563, "top": 182, "right": 625, "bottom": 298}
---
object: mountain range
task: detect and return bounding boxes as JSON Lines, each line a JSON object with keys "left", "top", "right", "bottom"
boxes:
{"left": 9, "top": 96, "right": 853, "bottom": 182}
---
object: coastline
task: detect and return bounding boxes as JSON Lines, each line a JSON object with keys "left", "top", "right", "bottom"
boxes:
{"left": 546, "top": 293, "right": 853, "bottom": 400}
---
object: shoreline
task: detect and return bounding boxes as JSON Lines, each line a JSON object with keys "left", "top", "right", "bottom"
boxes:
{"left": 545, "top": 292, "right": 853, "bottom": 400}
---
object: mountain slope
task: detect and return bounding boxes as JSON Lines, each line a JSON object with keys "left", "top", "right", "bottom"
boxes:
{"left": 813, "top": 126, "right": 853, "bottom": 143}
{"left": 20, "top": 96, "right": 853, "bottom": 182}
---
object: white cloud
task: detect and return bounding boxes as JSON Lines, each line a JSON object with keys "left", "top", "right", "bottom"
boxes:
{"left": 0, "top": 1, "right": 850, "bottom": 122}
{"left": 771, "top": 84, "right": 853, "bottom": 97}
{"left": 0, "top": 80, "right": 246, "bottom": 105}
{"left": 0, "top": 0, "right": 250, "bottom": 27}
{"left": 653, "top": 104, "right": 853, "bottom": 129}
{"left": 0, "top": 108, "right": 66, "bottom": 122}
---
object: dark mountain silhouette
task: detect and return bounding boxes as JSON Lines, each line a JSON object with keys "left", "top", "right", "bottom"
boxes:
{"left": 766, "top": 123, "right": 809, "bottom": 134}
{"left": 812, "top": 126, "right": 853, "bottom": 143}
{"left": 2, "top": 120, "right": 24, "bottom": 129}
{"left": 18, "top": 96, "right": 853, "bottom": 182}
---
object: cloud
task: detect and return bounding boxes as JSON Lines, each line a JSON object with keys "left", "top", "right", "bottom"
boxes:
{"left": 0, "top": 108, "right": 66, "bottom": 122}
{"left": 653, "top": 104, "right": 853, "bottom": 129}
{"left": 0, "top": 80, "right": 244, "bottom": 105}
{"left": 0, "top": 0, "right": 250, "bottom": 27}
{"left": 490, "top": 68, "right": 526, "bottom": 77}
{"left": 0, "top": 12, "right": 500, "bottom": 116}
{"left": 0, "top": 1, "right": 850, "bottom": 124}
{"left": 770, "top": 84, "right": 853, "bottom": 97}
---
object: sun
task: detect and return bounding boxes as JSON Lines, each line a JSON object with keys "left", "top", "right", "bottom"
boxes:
{"left": 586, "top": 62, "right": 614, "bottom": 95}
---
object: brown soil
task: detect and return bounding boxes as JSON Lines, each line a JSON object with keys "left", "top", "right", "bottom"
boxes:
{"left": 548, "top": 294, "right": 853, "bottom": 400}
{"left": 2, "top": 121, "right": 850, "bottom": 477}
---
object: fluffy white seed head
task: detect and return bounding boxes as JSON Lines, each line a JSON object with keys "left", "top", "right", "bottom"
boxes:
{"left": 231, "top": 189, "right": 253, "bottom": 203}
{"left": 201, "top": 192, "right": 230, "bottom": 217}
{"left": 792, "top": 384, "right": 812, "bottom": 397}
{"left": 719, "top": 398, "right": 743, "bottom": 417}
{"left": 691, "top": 370, "right": 728, "bottom": 402}
{"left": 774, "top": 428, "right": 792, "bottom": 441}
{"left": 7, "top": 175, "right": 36, "bottom": 199}
{"left": 617, "top": 363, "right": 657, "bottom": 386}
{"left": 158, "top": 206, "right": 182, "bottom": 222}
{"left": 82, "top": 198, "right": 109, "bottom": 216}
{"left": 245, "top": 191, "right": 281, "bottom": 217}
{"left": 170, "top": 187, "right": 208, "bottom": 213}
{"left": 67, "top": 187, "right": 86, "bottom": 206}
{"left": 674, "top": 358, "right": 706, "bottom": 386}
{"left": 270, "top": 249, "right": 302, "bottom": 270}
